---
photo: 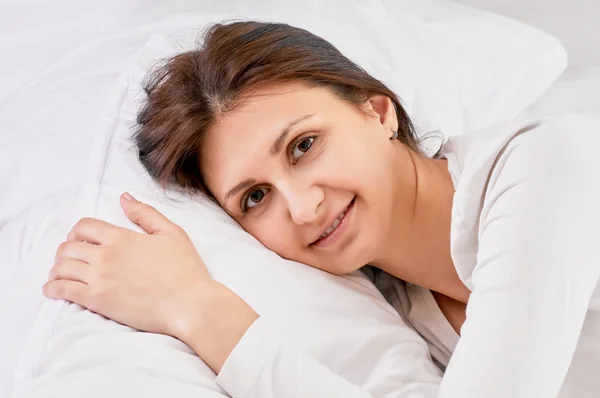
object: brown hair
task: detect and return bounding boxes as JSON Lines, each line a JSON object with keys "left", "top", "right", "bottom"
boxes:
{"left": 134, "top": 21, "right": 424, "bottom": 199}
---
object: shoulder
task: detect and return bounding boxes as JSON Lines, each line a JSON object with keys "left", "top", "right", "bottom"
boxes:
{"left": 477, "top": 115, "right": 600, "bottom": 235}
{"left": 448, "top": 116, "right": 600, "bottom": 289}
{"left": 502, "top": 115, "right": 600, "bottom": 159}
{"left": 446, "top": 115, "right": 599, "bottom": 246}
{"left": 444, "top": 115, "right": 599, "bottom": 169}
{"left": 489, "top": 115, "right": 600, "bottom": 187}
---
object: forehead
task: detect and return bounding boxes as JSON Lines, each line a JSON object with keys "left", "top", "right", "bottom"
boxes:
{"left": 199, "top": 82, "right": 349, "bottom": 199}
{"left": 217, "top": 81, "right": 337, "bottom": 131}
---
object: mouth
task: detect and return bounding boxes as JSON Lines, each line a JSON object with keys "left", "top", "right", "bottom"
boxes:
{"left": 310, "top": 196, "right": 356, "bottom": 247}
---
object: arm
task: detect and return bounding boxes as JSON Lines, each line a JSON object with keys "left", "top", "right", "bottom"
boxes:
{"left": 440, "top": 117, "right": 600, "bottom": 396}
{"left": 45, "top": 193, "right": 442, "bottom": 398}
{"left": 179, "top": 281, "right": 442, "bottom": 398}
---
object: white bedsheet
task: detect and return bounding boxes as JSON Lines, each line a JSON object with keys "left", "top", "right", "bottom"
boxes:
{"left": 0, "top": 1, "right": 149, "bottom": 107}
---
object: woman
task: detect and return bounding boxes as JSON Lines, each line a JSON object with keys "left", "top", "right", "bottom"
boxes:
{"left": 44, "top": 21, "right": 600, "bottom": 397}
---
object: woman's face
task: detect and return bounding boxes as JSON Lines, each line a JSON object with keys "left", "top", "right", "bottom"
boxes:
{"left": 200, "top": 82, "right": 418, "bottom": 274}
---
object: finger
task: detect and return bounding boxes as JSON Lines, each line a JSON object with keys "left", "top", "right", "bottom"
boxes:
{"left": 67, "top": 217, "right": 122, "bottom": 244}
{"left": 48, "top": 258, "right": 91, "bottom": 284}
{"left": 54, "top": 240, "right": 101, "bottom": 265}
{"left": 120, "top": 192, "right": 180, "bottom": 236}
{"left": 43, "top": 279, "right": 88, "bottom": 306}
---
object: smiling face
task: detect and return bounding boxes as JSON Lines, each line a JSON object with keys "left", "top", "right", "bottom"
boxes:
{"left": 200, "top": 81, "right": 419, "bottom": 274}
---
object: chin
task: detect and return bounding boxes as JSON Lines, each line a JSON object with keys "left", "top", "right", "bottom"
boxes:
{"left": 326, "top": 240, "right": 378, "bottom": 275}
{"left": 316, "top": 254, "right": 368, "bottom": 276}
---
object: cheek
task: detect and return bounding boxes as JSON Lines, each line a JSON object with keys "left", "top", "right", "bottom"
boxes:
{"left": 241, "top": 213, "right": 298, "bottom": 258}
{"left": 326, "top": 135, "right": 392, "bottom": 195}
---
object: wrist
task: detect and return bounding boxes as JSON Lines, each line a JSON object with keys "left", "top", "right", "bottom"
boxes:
{"left": 175, "top": 281, "right": 259, "bottom": 373}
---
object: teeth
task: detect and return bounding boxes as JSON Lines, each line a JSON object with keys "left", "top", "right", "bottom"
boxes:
{"left": 320, "top": 212, "right": 346, "bottom": 239}
{"left": 322, "top": 227, "right": 334, "bottom": 238}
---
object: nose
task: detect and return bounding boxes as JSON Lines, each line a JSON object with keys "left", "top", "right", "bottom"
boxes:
{"left": 278, "top": 180, "right": 324, "bottom": 225}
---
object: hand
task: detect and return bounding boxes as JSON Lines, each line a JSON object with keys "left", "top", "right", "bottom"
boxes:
{"left": 44, "top": 192, "right": 258, "bottom": 372}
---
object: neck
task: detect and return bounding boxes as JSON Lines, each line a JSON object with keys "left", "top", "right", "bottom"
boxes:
{"left": 372, "top": 151, "right": 470, "bottom": 303}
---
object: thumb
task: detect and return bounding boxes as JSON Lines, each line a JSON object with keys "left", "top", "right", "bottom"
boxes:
{"left": 120, "top": 192, "right": 177, "bottom": 235}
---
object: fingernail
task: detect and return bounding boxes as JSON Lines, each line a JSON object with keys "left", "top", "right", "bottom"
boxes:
{"left": 122, "top": 192, "right": 137, "bottom": 202}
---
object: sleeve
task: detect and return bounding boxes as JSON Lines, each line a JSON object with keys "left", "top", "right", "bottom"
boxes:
{"left": 439, "top": 116, "right": 600, "bottom": 397}
{"left": 216, "top": 317, "right": 442, "bottom": 398}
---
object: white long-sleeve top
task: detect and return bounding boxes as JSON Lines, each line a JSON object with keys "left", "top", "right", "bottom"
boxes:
{"left": 215, "top": 115, "right": 600, "bottom": 397}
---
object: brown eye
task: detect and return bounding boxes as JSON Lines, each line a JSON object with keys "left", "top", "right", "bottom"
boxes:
{"left": 243, "top": 187, "right": 269, "bottom": 212}
{"left": 291, "top": 136, "right": 315, "bottom": 161}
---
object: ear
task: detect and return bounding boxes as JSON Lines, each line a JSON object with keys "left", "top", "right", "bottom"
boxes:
{"left": 365, "top": 95, "right": 398, "bottom": 133}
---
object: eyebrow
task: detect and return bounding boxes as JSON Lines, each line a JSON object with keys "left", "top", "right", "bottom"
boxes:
{"left": 224, "top": 179, "right": 257, "bottom": 206}
{"left": 269, "top": 114, "right": 314, "bottom": 156}
{"left": 223, "top": 114, "right": 315, "bottom": 206}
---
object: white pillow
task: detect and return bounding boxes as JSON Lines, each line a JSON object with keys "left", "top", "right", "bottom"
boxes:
{"left": 0, "top": 0, "right": 567, "bottom": 228}
{"left": 11, "top": 36, "right": 444, "bottom": 398}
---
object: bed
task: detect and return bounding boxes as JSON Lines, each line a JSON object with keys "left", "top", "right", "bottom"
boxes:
{"left": 1, "top": 1, "right": 598, "bottom": 397}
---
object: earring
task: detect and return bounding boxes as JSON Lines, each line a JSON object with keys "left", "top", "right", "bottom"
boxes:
{"left": 390, "top": 130, "right": 399, "bottom": 141}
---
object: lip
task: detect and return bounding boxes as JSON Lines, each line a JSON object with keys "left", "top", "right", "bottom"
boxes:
{"left": 310, "top": 197, "right": 356, "bottom": 248}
